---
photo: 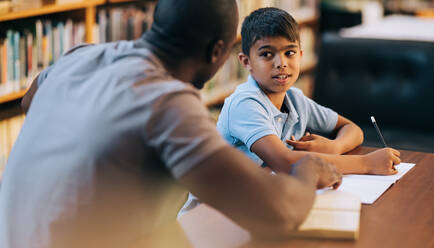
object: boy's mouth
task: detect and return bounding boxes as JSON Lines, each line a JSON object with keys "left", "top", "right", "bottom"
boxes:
{"left": 272, "top": 74, "right": 291, "bottom": 84}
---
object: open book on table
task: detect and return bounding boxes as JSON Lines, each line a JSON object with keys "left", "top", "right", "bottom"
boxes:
{"left": 293, "top": 190, "right": 361, "bottom": 240}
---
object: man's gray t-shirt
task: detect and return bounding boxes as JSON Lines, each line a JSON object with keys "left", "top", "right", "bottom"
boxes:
{"left": 0, "top": 40, "right": 227, "bottom": 248}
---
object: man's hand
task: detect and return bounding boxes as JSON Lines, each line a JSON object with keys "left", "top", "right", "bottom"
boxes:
{"left": 362, "top": 148, "right": 401, "bottom": 175}
{"left": 291, "top": 155, "right": 342, "bottom": 189}
{"left": 286, "top": 133, "right": 341, "bottom": 154}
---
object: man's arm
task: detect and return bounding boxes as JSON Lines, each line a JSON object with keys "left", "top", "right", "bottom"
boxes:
{"left": 253, "top": 134, "right": 400, "bottom": 175}
{"left": 178, "top": 146, "right": 341, "bottom": 238}
{"left": 21, "top": 74, "right": 39, "bottom": 114}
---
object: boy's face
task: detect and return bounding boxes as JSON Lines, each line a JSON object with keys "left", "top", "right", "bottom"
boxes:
{"left": 239, "top": 36, "right": 302, "bottom": 95}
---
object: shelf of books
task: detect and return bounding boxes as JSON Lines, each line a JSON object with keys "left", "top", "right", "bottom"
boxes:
{"left": 0, "top": 0, "right": 105, "bottom": 22}
{"left": 0, "top": 0, "right": 155, "bottom": 105}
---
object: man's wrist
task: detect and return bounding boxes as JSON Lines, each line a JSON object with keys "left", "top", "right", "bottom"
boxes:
{"left": 290, "top": 161, "right": 319, "bottom": 188}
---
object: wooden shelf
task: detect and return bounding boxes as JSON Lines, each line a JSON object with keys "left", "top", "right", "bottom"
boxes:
{"left": 0, "top": 89, "right": 27, "bottom": 104}
{"left": 0, "top": 0, "right": 105, "bottom": 22}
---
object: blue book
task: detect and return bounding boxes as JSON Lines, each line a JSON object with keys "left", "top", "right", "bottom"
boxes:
{"left": 13, "top": 31, "right": 20, "bottom": 87}
{"left": 6, "top": 30, "right": 13, "bottom": 84}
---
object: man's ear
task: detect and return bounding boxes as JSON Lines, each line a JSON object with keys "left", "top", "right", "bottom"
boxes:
{"left": 238, "top": 52, "right": 251, "bottom": 71}
{"left": 208, "top": 39, "right": 224, "bottom": 64}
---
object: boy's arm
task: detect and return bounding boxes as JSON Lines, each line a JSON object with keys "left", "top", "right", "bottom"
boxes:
{"left": 253, "top": 134, "right": 400, "bottom": 175}
{"left": 178, "top": 146, "right": 342, "bottom": 238}
{"left": 330, "top": 115, "right": 364, "bottom": 153}
{"left": 287, "top": 115, "right": 363, "bottom": 154}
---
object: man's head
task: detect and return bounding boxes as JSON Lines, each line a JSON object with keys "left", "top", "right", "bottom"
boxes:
{"left": 238, "top": 8, "right": 302, "bottom": 95}
{"left": 144, "top": 0, "right": 238, "bottom": 89}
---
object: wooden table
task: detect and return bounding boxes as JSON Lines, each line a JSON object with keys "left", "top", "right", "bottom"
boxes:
{"left": 177, "top": 147, "right": 434, "bottom": 248}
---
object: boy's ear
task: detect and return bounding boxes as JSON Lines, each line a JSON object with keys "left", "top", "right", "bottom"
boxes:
{"left": 238, "top": 53, "right": 251, "bottom": 71}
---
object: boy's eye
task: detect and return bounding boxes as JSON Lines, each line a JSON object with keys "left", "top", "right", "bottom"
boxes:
{"left": 285, "top": 50, "right": 296, "bottom": 56}
{"left": 260, "top": 52, "right": 273, "bottom": 58}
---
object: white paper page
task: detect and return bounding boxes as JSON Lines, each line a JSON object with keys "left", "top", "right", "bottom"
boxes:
{"left": 344, "top": 163, "right": 415, "bottom": 182}
{"left": 317, "top": 163, "right": 415, "bottom": 204}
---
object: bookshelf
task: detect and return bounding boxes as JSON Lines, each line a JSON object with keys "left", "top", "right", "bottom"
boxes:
{"left": 0, "top": 89, "right": 27, "bottom": 104}
{"left": 0, "top": 0, "right": 104, "bottom": 104}
{"left": 0, "top": 0, "right": 155, "bottom": 104}
{"left": 0, "top": 0, "right": 104, "bottom": 23}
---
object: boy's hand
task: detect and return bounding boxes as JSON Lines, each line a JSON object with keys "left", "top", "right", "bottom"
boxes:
{"left": 363, "top": 148, "right": 401, "bottom": 175}
{"left": 286, "top": 133, "right": 341, "bottom": 154}
{"left": 291, "top": 155, "right": 342, "bottom": 189}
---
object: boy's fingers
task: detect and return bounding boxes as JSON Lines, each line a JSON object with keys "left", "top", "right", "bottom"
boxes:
{"left": 392, "top": 155, "right": 401, "bottom": 165}
{"left": 389, "top": 166, "right": 399, "bottom": 175}
{"left": 286, "top": 139, "right": 299, "bottom": 146}
{"left": 305, "top": 132, "right": 311, "bottom": 136}
{"left": 288, "top": 141, "right": 309, "bottom": 150}
{"left": 392, "top": 149, "right": 401, "bottom": 157}
{"left": 291, "top": 135, "right": 296, "bottom": 141}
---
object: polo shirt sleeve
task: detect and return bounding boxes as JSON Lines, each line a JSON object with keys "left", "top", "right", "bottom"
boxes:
{"left": 227, "top": 95, "right": 277, "bottom": 150}
{"left": 302, "top": 92, "right": 338, "bottom": 135}
{"left": 145, "top": 89, "right": 228, "bottom": 178}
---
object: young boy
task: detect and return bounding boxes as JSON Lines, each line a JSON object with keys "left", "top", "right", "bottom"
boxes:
{"left": 217, "top": 7, "right": 401, "bottom": 175}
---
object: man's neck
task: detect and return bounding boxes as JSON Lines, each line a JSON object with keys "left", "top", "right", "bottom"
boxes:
{"left": 140, "top": 36, "right": 198, "bottom": 84}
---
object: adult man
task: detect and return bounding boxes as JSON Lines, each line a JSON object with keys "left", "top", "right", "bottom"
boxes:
{"left": 0, "top": 0, "right": 341, "bottom": 247}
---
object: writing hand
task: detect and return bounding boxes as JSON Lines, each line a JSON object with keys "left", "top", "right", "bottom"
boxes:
{"left": 363, "top": 148, "right": 401, "bottom": 175}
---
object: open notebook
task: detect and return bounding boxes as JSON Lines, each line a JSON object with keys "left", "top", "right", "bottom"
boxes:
{"left": 330, "top": 162, "right": 416, "bottom": 204}
{"left": 292, "top": 162, "right": 415, "bottom": 239}
{"left": 293, "top": 190, "right": 361, "bottom": 240}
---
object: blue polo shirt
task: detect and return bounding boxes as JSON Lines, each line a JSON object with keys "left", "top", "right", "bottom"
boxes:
{"left": 216, "top": 75, "right": 338, "bottom": 166}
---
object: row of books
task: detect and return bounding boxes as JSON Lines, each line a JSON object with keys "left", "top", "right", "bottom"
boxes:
{"left": 0, "top": 19, "right": 86, "bottom": 95}
{"left": 0, "top": 114, "right": 25, "bottom": 181}
{"left": 96, "top": 4, "right": 155, "bottom": 43}
{"left": 0, "top": 3, "right": 155, "bottom": 97}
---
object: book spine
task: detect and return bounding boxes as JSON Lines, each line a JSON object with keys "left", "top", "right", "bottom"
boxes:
{"left": 13, "top": 31, "right": 20, "bottom": 91}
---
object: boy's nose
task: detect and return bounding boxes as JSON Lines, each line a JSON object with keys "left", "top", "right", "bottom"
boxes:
{"left": 275, "top": 55, "right": 288, "bottom": 69}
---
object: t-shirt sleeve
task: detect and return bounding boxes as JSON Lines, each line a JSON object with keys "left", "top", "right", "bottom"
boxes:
{"left": 37, "top": 44, "right": 93, "bottom": 87}
{"left": 304, "top": 94, "right": 338, "bottom": 135}
{"left": 227, "top": 96, "right": 277, "bottom": 150}
{"left": 37, "top": 64, "right": 54, "bottom": 87}
{"left": 145, "top": 90, "right": 228, "bottom": 178}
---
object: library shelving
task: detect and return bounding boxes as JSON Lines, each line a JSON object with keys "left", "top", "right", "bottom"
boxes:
{"left": 0, "top": 0, "right": 104, "bottom": 104}
{"left": 0, "top": 0, "right": 155, "bottom": 105}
